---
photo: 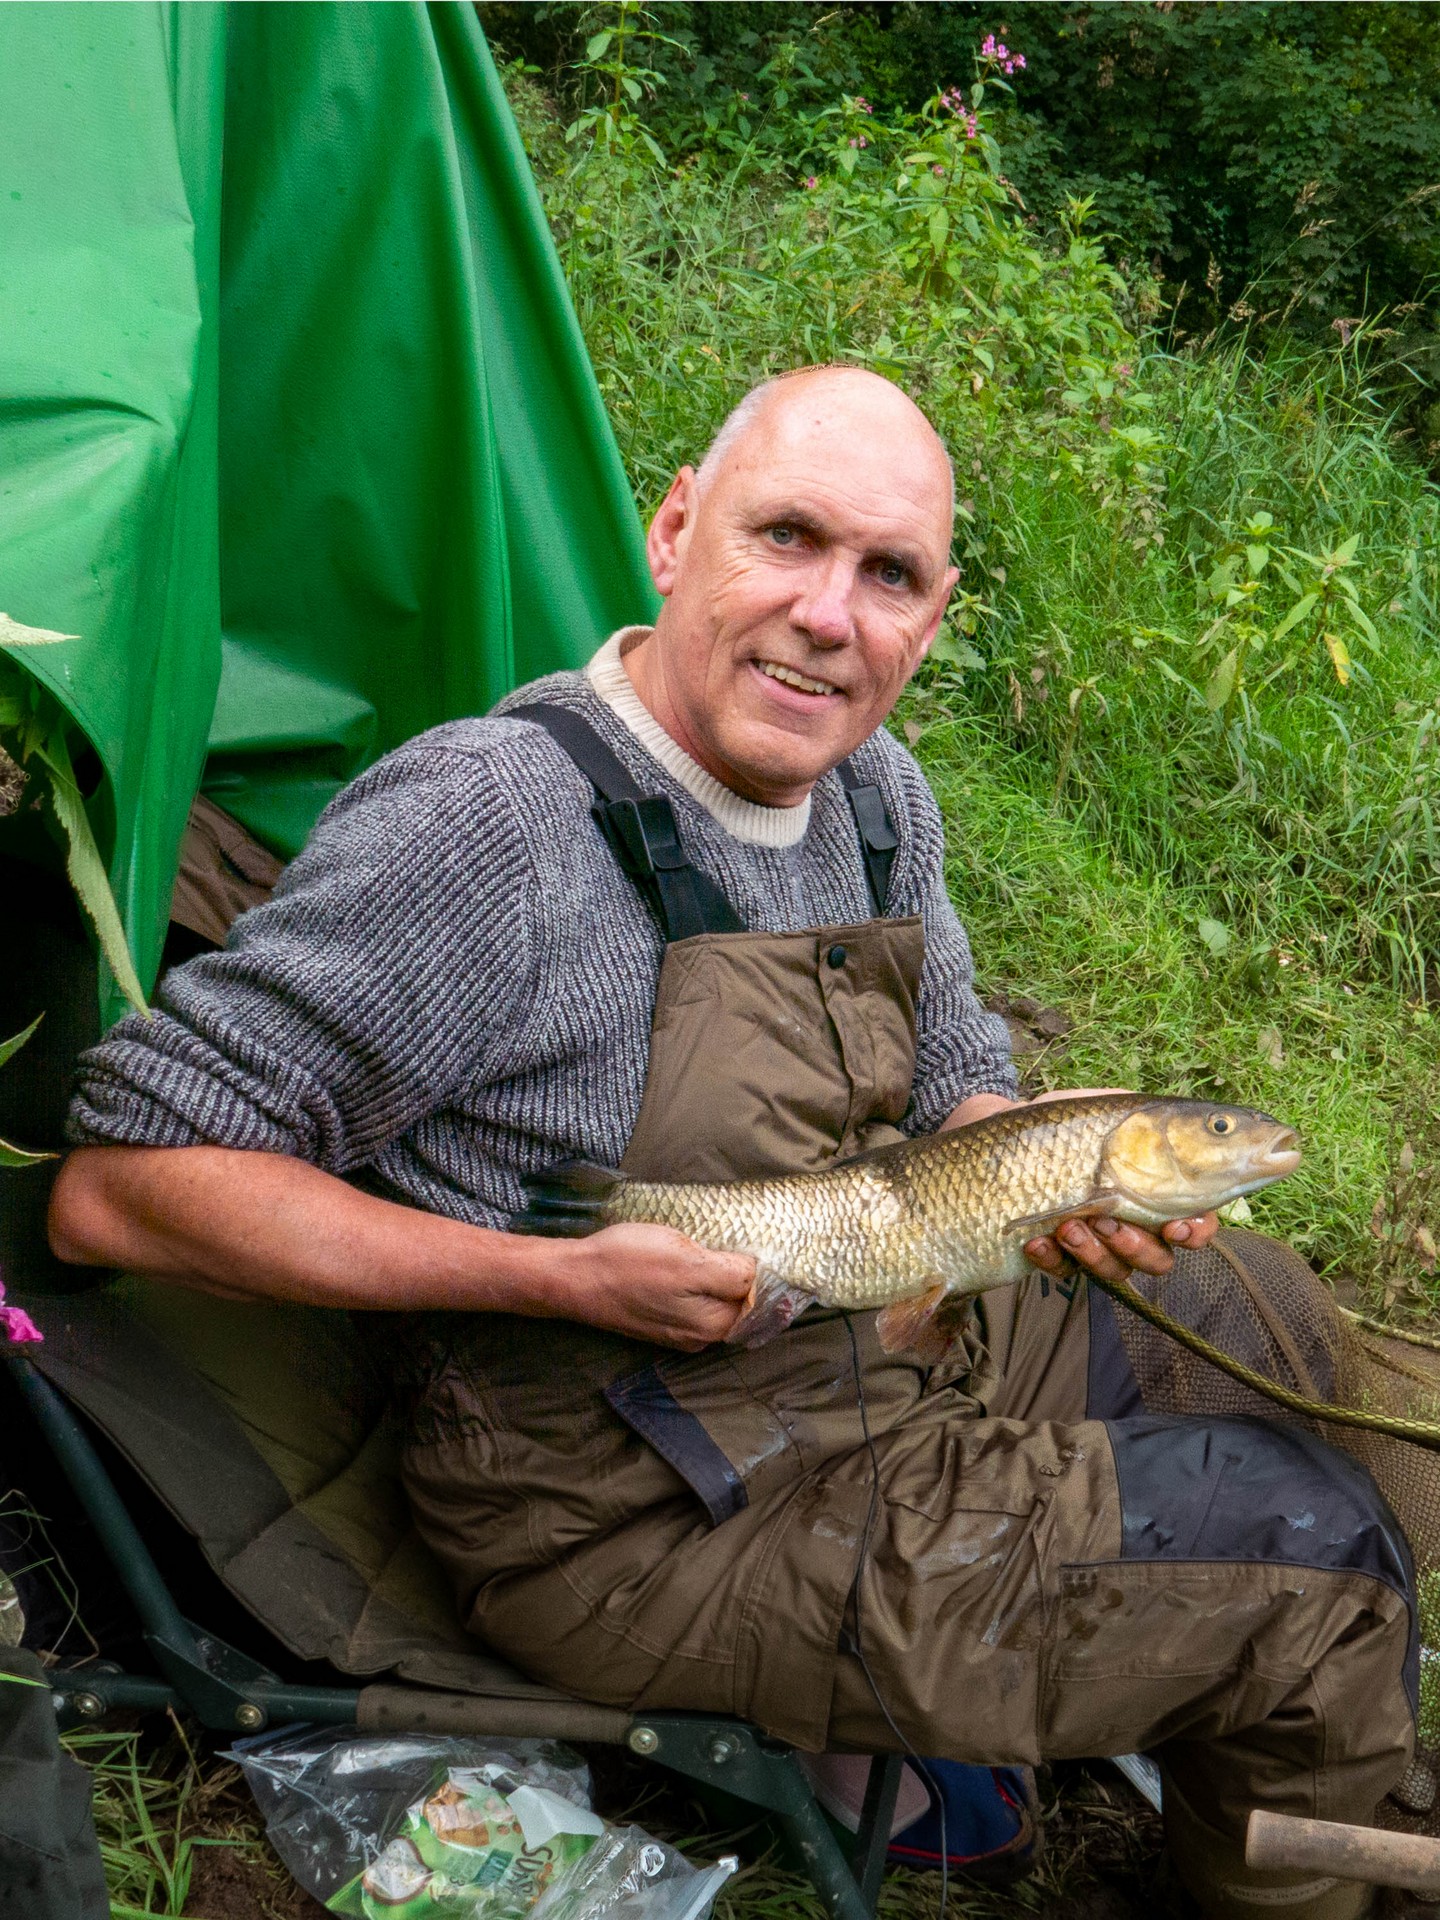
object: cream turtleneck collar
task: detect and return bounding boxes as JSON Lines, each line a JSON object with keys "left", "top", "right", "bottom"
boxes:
{"left": 584, "top": 628, "right": 812, "bottom": 849}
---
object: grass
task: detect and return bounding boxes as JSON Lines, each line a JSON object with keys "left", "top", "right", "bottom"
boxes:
{"left": 66, "top": 1719, "right": 320, "bottom": 1919}
{"left": 67, "top": 1721, "right": 226, "bottom": 1917}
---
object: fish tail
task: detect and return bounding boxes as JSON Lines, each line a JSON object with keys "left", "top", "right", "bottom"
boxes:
{"left": 510, "top": 1159, "right": 627, "bottom": 1238}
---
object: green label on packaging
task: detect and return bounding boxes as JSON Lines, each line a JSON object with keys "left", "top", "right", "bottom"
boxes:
{"left": 329, "top": 1770, "right": 604, "bottom": 1919}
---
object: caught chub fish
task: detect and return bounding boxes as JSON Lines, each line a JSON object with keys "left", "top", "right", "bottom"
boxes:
{"left": 513, "top": 1094, "right": 1301, "bottom": 1357}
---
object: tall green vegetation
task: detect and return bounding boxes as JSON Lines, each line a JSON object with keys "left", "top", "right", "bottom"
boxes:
{"left": 489, "top": 3, "right": 1440, "bottom": 350}
{"left": 501, "top": 11, "right": 1440, "bottom": 1296}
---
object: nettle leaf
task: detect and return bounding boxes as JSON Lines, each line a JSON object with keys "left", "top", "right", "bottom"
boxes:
{"left": 1205, "top": 646, "right": 1240, "bottom": 711}
{"left": 1331, "top": 533, "right": 1361, "bottom": 567}
{"left": 1347, "top": 600, "right": 1380, "bottom": 649}
{"left": 584, "top": 30, "right": 613, "bottom": 60}
{"left": 1324, "top": 632, "right": 1352, "bottom": 686}
{"left": 1197, "top": 917, "right": 1232, "bottom": 957}
{"left": 29, "top": 727, "right": 148, "bottom": 1017}
{"left": 1271, "top": 591, "right": 1318, "bottom": 644}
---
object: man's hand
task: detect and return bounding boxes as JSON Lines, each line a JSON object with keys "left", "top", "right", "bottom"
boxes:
{"left": 539, "top": 1224, "right": 755, "bottom": 1352}
{"left": 1023, "top": 1212, "right": 1219, "bottom": 1286}
{"left": 941, "top": 1088, "right": 1221, "bottom": 1283}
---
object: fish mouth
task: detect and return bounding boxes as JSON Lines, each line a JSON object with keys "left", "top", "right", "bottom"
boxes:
{"left": 1218, "top": 1127, "right": 1302, "bottom": 1201}
{"left": 1261, "top": 1126, "right": 1302, "bottom": 1176}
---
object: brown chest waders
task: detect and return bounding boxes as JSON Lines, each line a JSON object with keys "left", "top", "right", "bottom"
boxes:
{"left": 402, "top": 708, "right": 1415, "bottom": 1920}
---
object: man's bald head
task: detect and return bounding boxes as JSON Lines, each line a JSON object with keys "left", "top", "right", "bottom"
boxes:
{"left": 623, "top": 363, "right": 962, "bottom": 808}
{"left": 696, "top": 367, "right": 956, "bottom": 525}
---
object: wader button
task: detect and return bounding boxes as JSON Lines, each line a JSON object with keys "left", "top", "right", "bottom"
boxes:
{"left": 826, "top": 944, "right": 847, "bottom": 970}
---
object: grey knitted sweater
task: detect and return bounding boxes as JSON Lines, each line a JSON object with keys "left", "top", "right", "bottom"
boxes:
{"left": 68, "top": 667, "right": 1016, "bottom": 1223}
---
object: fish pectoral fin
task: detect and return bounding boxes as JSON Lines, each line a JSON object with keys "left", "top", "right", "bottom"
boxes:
{"left": 725, "top": 1268, "right": 815, "bottom": 1349}
{"left": 876, "top": 1284, "right": 973, "bottom": 1364}
{"left": 1003, "top": 1191, "right": 1123, "bottom": 1240}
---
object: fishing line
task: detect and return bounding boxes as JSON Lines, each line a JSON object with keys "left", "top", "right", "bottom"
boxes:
{"left": 839, "top": 1310, "right": 948, "bottom": 1920}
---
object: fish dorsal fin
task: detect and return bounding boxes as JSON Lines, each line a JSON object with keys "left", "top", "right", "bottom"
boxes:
{"left": 1002, "top": 1191, "right": 1122, "bottom": 1239}
{"left": 876, "top": 1283, "right": 974, "bottom": 1364}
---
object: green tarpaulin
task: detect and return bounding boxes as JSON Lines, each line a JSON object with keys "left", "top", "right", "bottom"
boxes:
{"left": 0, "top": 1, "right": 653, "bottom": 1025}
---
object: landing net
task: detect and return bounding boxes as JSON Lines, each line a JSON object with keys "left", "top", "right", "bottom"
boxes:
{"left": 1099, "top": 1228, "right": 1440, "bottom": 1837}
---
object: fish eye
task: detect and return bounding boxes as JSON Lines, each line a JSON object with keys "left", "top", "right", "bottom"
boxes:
{"left": 1206, "top": 1113, "right": 1234, "bottom": 1136}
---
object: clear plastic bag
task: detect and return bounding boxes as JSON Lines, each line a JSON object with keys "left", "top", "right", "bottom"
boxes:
{"left": 227, "top": 1729, "right": 735, "bottom": 1920}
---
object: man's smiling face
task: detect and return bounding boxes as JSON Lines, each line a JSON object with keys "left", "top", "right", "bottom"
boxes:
{"left": 627, "top": 370, "right": 960, "bottom": 807}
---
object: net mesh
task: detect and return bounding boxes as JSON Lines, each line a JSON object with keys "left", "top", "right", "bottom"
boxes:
{"left": 1113, "top": 1228, "right": 1440, "bottom": 1838}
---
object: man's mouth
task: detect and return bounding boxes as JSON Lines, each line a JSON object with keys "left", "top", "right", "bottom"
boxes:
{"left": 755, "top": 659, "right": 842, "bottom": 697}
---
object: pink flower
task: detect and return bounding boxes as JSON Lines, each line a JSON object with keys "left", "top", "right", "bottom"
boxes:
{"left": 980, "top": 34, "right": 1025, "bottom": 74}
{"left": 849, "top": 138, "right": 858, "bottom": 148}
{"left": 940, "top": 85, "right": 966, "bottom": 115}
{"left": 805, "top": 175, "right": 818, "bottom": 189}
{"left": 0, "top": 1283, "right": 41, "bottom": 1345}
{"left": 934, "top": 164, "right": 945, "bottom": 176}
{"left": 858, "top": 136, "right": 868, "bottom": 148}
{"left": 854, "top": 96, "right": 871, "bottom": 113}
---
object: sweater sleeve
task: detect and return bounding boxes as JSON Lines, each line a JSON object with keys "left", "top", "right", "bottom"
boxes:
{"left": 866, "top": 736, "right": 1018, "bottom": 1131}
{"left": 67, "top": 730, "right": 543, "bottom": 1172}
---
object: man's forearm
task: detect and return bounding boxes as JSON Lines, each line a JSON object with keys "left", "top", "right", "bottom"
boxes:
{"left": 48, "top": 1144, "right": 756, "bottom": 1348}
{"left": 48, "top": 1145, "right": 566, "bottom": 1313}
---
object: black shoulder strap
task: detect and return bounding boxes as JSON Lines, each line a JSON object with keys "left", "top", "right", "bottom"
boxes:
{"left": 508, "top": 702, "right": 745, "bottom": 944}
{"left": 837, "top": 756, "right": 899, "bottom": 915}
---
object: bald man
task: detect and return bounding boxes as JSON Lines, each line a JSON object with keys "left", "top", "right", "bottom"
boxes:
{"left": 54, "top": 369, "right": 1413, "bottom": 1920}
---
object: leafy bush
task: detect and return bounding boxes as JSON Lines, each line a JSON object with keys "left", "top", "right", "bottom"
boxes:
{"left": 490, "top": 2, "right": 1440, "bottom": 336}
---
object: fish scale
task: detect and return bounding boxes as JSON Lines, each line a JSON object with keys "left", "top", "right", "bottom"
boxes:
{"left": 513, "top": 1093, "right": 1302, "bottom": 1349}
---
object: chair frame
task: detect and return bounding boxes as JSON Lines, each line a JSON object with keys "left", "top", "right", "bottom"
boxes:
{"left": 8, "top": 1353, "right": 904, "bottom": 1920}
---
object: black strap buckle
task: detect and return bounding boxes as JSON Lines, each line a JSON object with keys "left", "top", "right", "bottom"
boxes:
{"left": 847, "top": 783, "right": 899, "bottom": 857}
{"left": 837, "top": 773, "right": 899, "bottom": 915}
{"left": 597, "top": 796, "right": 690, "bottom": 880}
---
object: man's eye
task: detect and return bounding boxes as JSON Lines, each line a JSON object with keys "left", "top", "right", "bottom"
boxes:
{"left": 768, "top": 525, "right": 797, "bottom": 547}
{"left": 877, "top": 560, "right": 909, "bottom": 588}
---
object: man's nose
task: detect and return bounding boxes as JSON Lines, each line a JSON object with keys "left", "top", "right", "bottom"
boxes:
{"left": 791, "top": 554, "right": 857, "bottom": 647}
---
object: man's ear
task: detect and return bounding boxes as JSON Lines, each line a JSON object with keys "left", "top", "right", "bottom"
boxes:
{"left": 647, "top": 467, "right": 699, "bottom": 597}
{"left": 915, "top": 563, "right": 962, "bottom": 662}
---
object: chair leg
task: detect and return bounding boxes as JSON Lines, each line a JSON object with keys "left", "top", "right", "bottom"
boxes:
{"left": 771, "top": 1786, "right": 873, "bottom": 1920}
{"left": 852, "top": 1755, "right": 905, "bottom": 1912}
{"left": 630, "top": 1715, "right": 874, "bottom": 1920}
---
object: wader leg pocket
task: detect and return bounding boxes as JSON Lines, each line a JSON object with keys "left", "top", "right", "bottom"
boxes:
{"left": 606, "top": 1349, "right": 802, "bottom": 1527}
